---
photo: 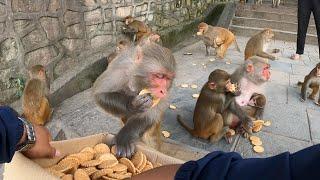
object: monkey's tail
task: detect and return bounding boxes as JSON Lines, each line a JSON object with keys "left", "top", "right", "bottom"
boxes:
{"left": 177, "top": 115, "right": 196, "bottom": 136}
{"left": 297, "top": 81, "right": 303, "bottom": 86}
{"left": 234, "top": 38, "right": 241, "bottom": 52}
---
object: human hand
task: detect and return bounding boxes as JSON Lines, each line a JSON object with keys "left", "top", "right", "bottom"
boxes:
{"left": 22, "top": 125, "right": 60, "bottom": 159}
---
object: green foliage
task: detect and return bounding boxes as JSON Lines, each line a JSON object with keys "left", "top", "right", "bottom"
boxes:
{"left": 8, "top": 76, "right": 25, "bottom": 98}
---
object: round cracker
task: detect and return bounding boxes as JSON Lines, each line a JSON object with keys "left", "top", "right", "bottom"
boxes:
{"left": 249, "top": 136, "right": 260, "bottom": 142}
{"left": 98, "top": 159, "right": 118, "bottom": 169}
{"left": 113, "top": 163, "right": 128, "bottom": 172}
{"left": 81, "top": 159, "right": 103, "bottom": 167}
{"left": 94, "top": 143, "right": 110, "bottom": 154}
{"left": 180, "top": 84, "right": 189, "bottom": 88}
{"left": 169, "top": 104, "right": 177, "bottom": 110}
{"left": 106, "top": 173, "right": 132, "bottom": 179}
{"left": 252, "top": 124, "right": 263, "bottom": 133}
{"left": 119, "top": 158, "right": 135, "bottom": 173}
{"left": 61, "top": 174, "right": 73, "bottom": 180}
{"left": 263, "top": 121, "right": 271, "bottom": 126}
{"left": 253, "top": 145, "right": 264, "bottom": 153}
{"left": 97, "top": 153, "right": 117, "bottom": 161}
{"left": 91, "top": 169, "right": 113, "bottom": 180}
{"left": 137, "top": 154, "right": 147, "bottom": 171}
{"left": 251, "top": 140, "right": 262, "bottom": 146}
{"left": 102, "top": 176, "right": 118, "bottom": 180}
{"left": 142, "top": 164, "right": 153, "bottom": 172}
{"left": 162, "top": 131, "right": 171, "bottom": 138}
{"left": 192, "top": 94, "right": 199, "bottom": 98}
{"left": 131, "top": 151, "right": 144, "bottom": 168}
{"left": 191, "top": 84, "right": 198, "bottom": 89}
{"left": 82, "top": 167, "right": 98, "bottom": 176}
{"left": 49, "top": 164, "right": 73, "bottom": 173}
{"left": 110, "top": 145, "right": 116, "bottom": 156}
{"left": 227, "top": 129, "right": 235, "bottom": 136}
{"left": 81, "top": 147, "right": 95, "bottom": 154}
{"left": 74, "top": 169, "right": 90, "bottom": 180}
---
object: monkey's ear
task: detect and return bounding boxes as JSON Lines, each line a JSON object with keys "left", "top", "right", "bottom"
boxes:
{"left": 134, "top": 46, "right": 143, "bottom": 64}
{"left": 208, "top": 82, "right": 216, "bottom": 90}
{"left": 246, "top": 64, "right": 254, "bottom": 73}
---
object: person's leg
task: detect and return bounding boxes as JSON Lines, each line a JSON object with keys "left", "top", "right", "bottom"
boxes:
{"left": 312, "top": 0, "right": 320, "bottom": 58}
{"left": 292, "top": 0, "right": 312, "bottom": 60}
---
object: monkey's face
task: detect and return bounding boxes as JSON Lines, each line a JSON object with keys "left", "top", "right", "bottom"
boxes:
{"left": 264, "top": 29, "right": 274, "bottom": 40}
{"left": 124, "top": 16, "right": 133, "bottom": 25}
{"left": 197, "top": 23, "right": 208, "bottom": 35}
{"left": 316, "top": 65, "right": 320, "bottom": 77}
{"left": 148, "top": 72, "right": 175, "bottom": 99}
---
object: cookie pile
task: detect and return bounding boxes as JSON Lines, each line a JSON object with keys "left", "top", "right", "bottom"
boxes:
{"left": 46, "top": 143, "right": 161, "bottom": 180}
{"left": 250, "top": 120, "right": 272, "bottom": 154}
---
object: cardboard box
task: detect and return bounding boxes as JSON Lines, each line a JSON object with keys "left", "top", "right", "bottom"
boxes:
{"left": 4, "top": 133, "right": 185, "bottom": 180}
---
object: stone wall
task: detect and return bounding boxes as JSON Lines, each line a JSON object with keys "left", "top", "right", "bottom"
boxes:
{"left": 0, "top": 0, "right": 231, "bottom": 104}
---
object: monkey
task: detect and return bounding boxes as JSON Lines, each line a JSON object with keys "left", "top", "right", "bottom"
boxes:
{"left": 244, "top": 28, "right": 278, "bottom": 60}
{"left": 92, "top": 39, "right": 176, "bottom": 158}
{"left": 196, "top": 22, "right": 241, "bottom": 59}
{"left": 224, "top": 56, "right": 271, "bottom": 135}
{"left": 177, "top": 69, "right": 248, "bottom": 144}
{"left": 272, "top": 0, "right": 281, "bottom": 8}
{"left": 122, "top": 16, "right": 152, "bottom": 42}
{"left": 107, "top": 40, "right": 131, "bottom": 64}
{"left": 255, "top": 0, "right": 262, "bottom": 5}
{"left": 242, "top": 93, "right": 266, "bottom": 120}
{"left": 298, "top": 63, "right": 320, "bottom": 105}
{"left": 22, "top": 65, "right": 52, "bottom": 126}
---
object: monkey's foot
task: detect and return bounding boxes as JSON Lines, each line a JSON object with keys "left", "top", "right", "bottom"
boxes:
{"left": 224, "top": 135, "right": 233, "bottom": 144}
{"left": 314, "top": 102, "right": 320, "bottom": 106}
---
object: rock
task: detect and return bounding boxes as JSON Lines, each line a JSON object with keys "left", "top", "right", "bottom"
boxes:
{"left": 40, "top": 17, "right": 61, "bottom": 41}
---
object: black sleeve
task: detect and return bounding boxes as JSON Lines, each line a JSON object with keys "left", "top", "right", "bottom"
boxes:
{"left": 0, "top": 106, "right": 24, "bottom": 163}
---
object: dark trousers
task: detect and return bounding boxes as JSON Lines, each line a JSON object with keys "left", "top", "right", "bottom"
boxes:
{"left": 297, "top": 0, "right": 320, "bottom": 57}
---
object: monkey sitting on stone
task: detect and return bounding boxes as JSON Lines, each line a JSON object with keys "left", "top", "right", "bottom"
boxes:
{"left": 93, "top": 38, "right": 176, "bottom": 158}
{"left": 22, "top": 65, "right": 52, "bottom": 125}
{"left": 298, "top": 63, "right": 320, "bottom": 105}
{"left": 122, "top": 16, "right": 152, "bottom": 42}
{"left": 177, "top": 69, "right": 244, "bottom": 144}
{"left": 244, "top": 28, "right": 279, "bottom": 60}
{"left": 196, "top": 22, "right": 241, "bottom": 59}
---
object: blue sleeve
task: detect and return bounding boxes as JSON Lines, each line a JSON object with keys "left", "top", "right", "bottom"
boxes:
{"left": 175, "top": 145, "right": 320, "bottom": 180}
{"left": 0, "top": 106, "right": 24, "bottom": 163}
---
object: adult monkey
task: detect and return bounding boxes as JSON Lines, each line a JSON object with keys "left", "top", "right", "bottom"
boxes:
{"left": 225, "top": 56, "right": 271, "bottom": 134}
{"left": 298, "top": 63, "right": 320, "bottom": 105}
{"left": 93, "top": 39, "right": 176, "bottom": 158}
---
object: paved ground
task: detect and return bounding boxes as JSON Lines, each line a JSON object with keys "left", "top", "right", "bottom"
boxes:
{"left": 46, "top": 35, "right": 320, "bottom": 160}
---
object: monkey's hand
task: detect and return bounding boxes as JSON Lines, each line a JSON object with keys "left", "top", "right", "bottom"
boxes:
{"left": 240, "top": 118, "right": 253, "bottom": 136}
{"left": 130, "top": 93, "right": 153, "bottom": 112}
{"left": 299, "top": 96, "right": 306, "bottom": 102}
{"left": 113, "top": 134, "right": 136, "bottom": 158}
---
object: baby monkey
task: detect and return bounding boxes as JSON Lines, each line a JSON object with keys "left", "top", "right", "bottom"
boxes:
{"left": 177, "top": 69, "right": 239, "bottom": 143}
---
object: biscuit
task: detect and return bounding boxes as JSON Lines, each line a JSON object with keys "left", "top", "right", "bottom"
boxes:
{"left": 74, "top": 169, "right": 90, "bottom": 180}
{"left": 111, "top": 146, "right": 116, "bottom": 156}
{"left": 119, "top": 158, "right": 135, "bottom": 173}
{"left": 106, "top": 172, "right": 132, "bottom": 179}
{"left": 46, "top": 168, "right": 65, "bottom": 178}
{"left": 101, "top": 176, "right": 118, "bottom": 180}
{"left": 98, "top": 159, "right": 118, "bottom": 169}
{"left": 252, "top": 124, "right": 263, "bottom": 133}
{"left": 94, "top": 143, "right": 110, "bottom": 154}
{"left": 91, "top": 169, "right": 113, "bottom": 180}
{"left": 49, "top": 164, "right": 73, "bottom": 173}
{"left": 137, "top": 154, "right": 147, "bottom": 171}
{"left": 249, "top": 136, "right": 260, "bottom": 142}
{"left": 61, "top": 174, "right": 73, "bottom": 180}
{"left": 81, "top": 147, "right": 95, "bottom": 154}
{"left": 97, "top": 153, "right": 117, "bottom": 161}
{"left": 263, "top": 121, "right": 271, "bottom": 126}
{"left": 253, "top": 145, "right": 264, "bottom": 153}
{"left": 82, "top": 167, "right": 98, "bottom": 176}
{"left": 113, "top": 163, "right": 128, "bottom": 173}
{"left": 142, "top": 164, "right": 153, "bottom": 172}
{"left": 251, "top": 140, "right": 262, "bottom": 146}
{"left": 162, "top": 131, "right": 171, "bottom": 138}
{"left": 131, "top": 151, "right": 144, "bottom": 168}
{"left": 81, "top": 160, "right": 103, "bottom": 167}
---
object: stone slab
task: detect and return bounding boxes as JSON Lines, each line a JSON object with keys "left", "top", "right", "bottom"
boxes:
{"left": 262, "top": 102, "right": 310, "bottom": 141}
{"left": 307, "top": 109, "right": 320, "bottom": 141}
{"left": 264, "top": 83, "right": 287, "bottom": 104}
{"left": 235, "top": 131, "right": 312, "bottom": 158}
{"left": 291, "top": 64, "right": 314, "bottom": 76}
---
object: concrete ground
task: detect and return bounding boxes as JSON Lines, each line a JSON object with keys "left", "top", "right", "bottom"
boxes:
{"left": 45, "top": 35, "right": 320, "bottom": 160}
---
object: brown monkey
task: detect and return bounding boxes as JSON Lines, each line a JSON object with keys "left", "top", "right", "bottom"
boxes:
{"left": 107, "top": 40, "right": 131, "bottom": 64}
{"left": 196, "top": 22, "right": 241, "bottom": 58}
{"left": 93, "top": 40, "right": 176, "bottom": 158}
{"left": 244, "top": 28, "right": 277, "bottom": 60}
{"left": 225, "top": 56, "right": 270, "bottom": 135}
{"left": 177, "top": 69, "right": 246, "bottom": 144}
{"left": 22, "top": 65, "right": 52, "bottom": 125}
{"left": 298, "top": 63, "right": 320, "bottom": 105}
{"left": 123, "top": 16, "right": 152, "bottom": 42}
{"left": 242, "top": 93, "right": 266, "bottom": 120}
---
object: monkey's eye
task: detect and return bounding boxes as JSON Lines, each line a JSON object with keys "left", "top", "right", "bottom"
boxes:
{"left": 155, "top": 74, "right": 165, "bottom": 79}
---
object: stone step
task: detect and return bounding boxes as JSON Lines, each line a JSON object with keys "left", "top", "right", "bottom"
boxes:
{"left": 232, "top": 16, "right": 317, "bottom": 36}
{"left": 235, "top": 9, "right": 315, "bottom": 26}
{"left": 230, "top": 25, "right": 318, "bottom": 45}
